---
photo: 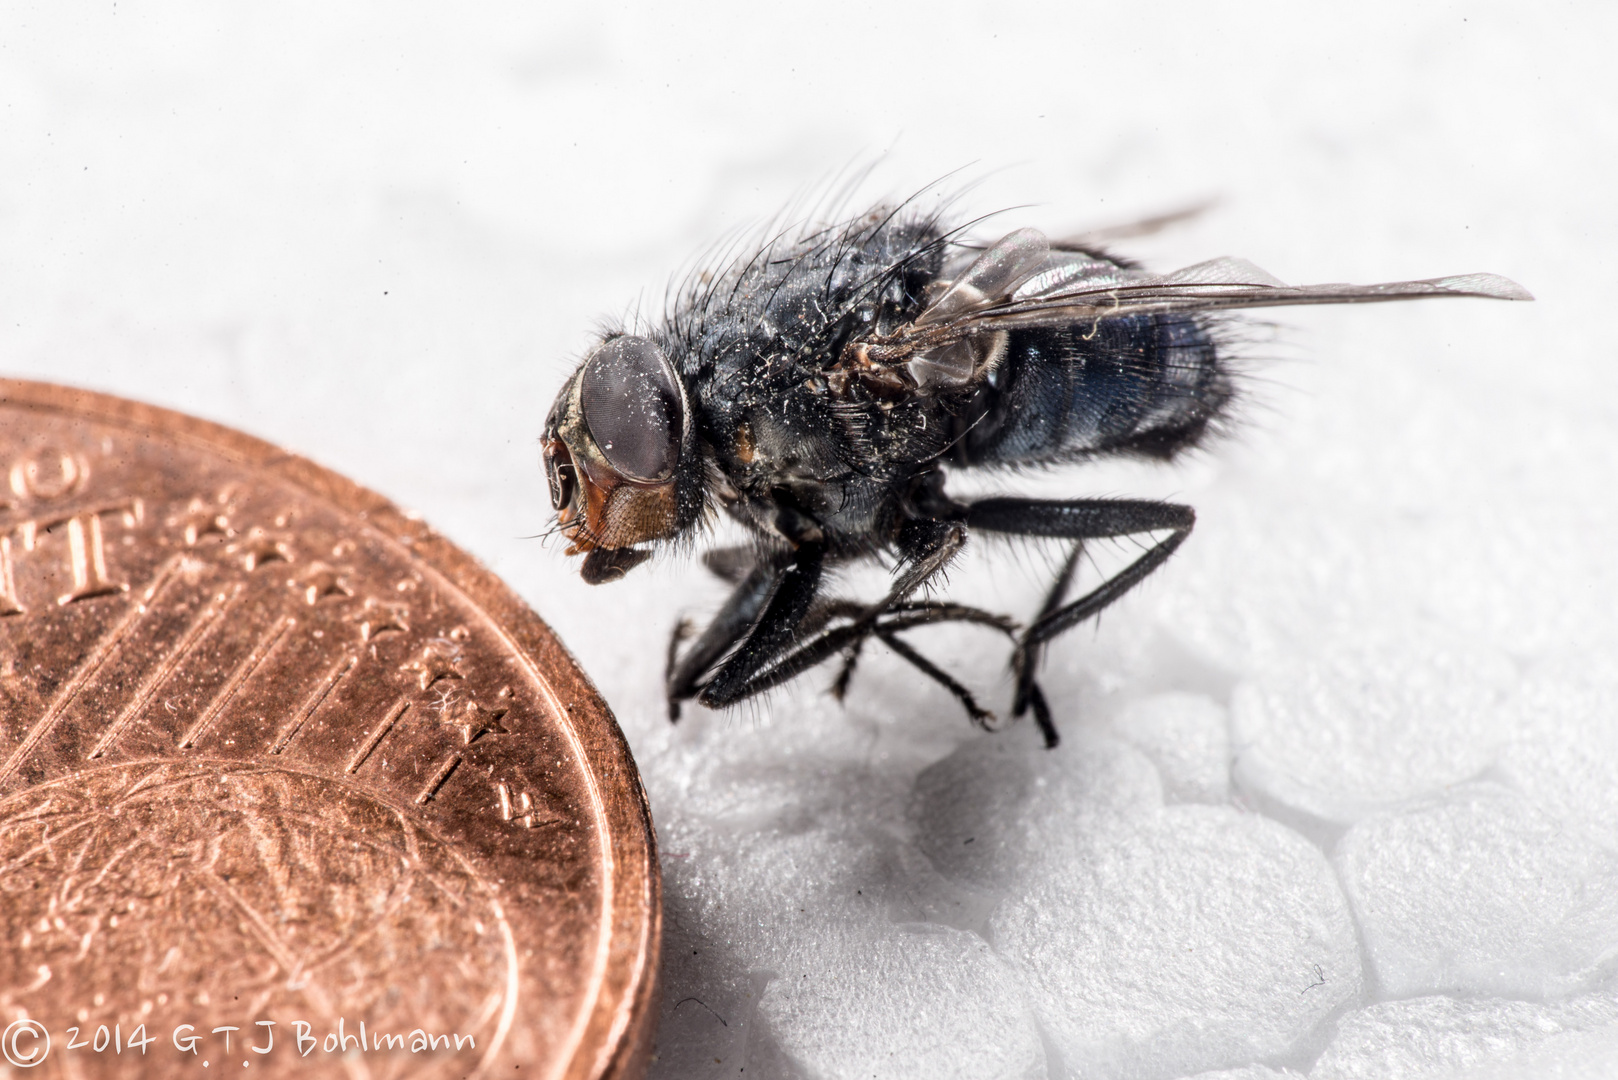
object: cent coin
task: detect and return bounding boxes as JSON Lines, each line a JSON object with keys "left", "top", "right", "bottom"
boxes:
{"left": 0, "top": 379, "right": 660, "bottom": 1079}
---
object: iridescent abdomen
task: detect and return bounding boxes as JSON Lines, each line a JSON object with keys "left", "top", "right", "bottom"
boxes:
{"left": 957, "top": 313, "right": 1231, "bottom": 467}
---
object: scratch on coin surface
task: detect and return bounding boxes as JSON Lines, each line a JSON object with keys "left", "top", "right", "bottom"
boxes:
{"left": 415, "top": 752, "right": 464, "bottom": 804}
{"left": 195, "top": 869, "right": 313, "bottom": 995}
{"left": 89, "top": 573, "right": 236, "bottom": 760}
{"left": 429, "top": 680, "right": 462, "bottom": 716}
{"left": 73, "top": 830, "right": 148, "bottom": 903}
{"left": 241, "top": 808, "right": 293, "bottom": 901}
{"left": 179, "top": 612, "right": 296, "bottom": 749}
{"left": 346, "top": 697, "right": 411, "bottom": 774}
{"left": 0, "top": 554, "right": 186, "bottom": 788}
{"left": 121, "top": 762, "right": 178, "bottom": 800}
{"left": 0, "top": 817, "right": 98, "bottom": 879}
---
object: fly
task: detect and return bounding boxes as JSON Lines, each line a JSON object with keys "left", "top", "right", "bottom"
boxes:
{"left": 541, "top": 197, "right": 1530, "bottom": 746}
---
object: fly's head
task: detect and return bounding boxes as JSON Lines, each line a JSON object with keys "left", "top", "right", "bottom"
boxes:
{"left": 544, "top": 334, "right": 695, "bottom": 584}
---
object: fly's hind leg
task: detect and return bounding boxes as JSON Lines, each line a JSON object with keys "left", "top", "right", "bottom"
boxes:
{"left": 964, "top": 498, "right": 1195, "bottom": 747}
{"left": 1014, "top": 541, "right": 1085, "bottom": 742}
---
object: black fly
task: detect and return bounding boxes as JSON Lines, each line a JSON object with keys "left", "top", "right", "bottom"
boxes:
{"left": 542, "top": 198, "right": 1529, "bottom": 746}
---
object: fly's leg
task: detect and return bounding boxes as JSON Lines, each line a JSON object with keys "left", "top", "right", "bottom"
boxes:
{"left": 812, "top": 598, "right": 871, "bottom": 702}
{"left": 874, "top": 627, "right": 994, "bottom": 725}
{"left": 701, "top": 544, "right": 757, "bottom": 585}
{"left": 964, "top": 498, "right": 1195, "bottom": 747}
{"left": 679, "top": 521, "right": 1015, "bottom": 727}
{"left": 829, "top": 636, "right": 866, "bottom": 702}
{"left": 666, "top": 560, "right": 778, "bottom": 721}
{"left": 1014, "top": 542, "right": 1085, "bottom": 743}
{"left": 828, "top": 600, "right": 1016, "bottom": 710}
{"left": 699, "top": 521, "right": 961, "bottom": 709}
{"left": 697, "top": 541, "right": 827, "bottom": 708}
{"left": 695, "top": 518, "right": 1022, "bottom": 731}
{"left": 742, "top": 600, "right": 1016, "bottom": 712}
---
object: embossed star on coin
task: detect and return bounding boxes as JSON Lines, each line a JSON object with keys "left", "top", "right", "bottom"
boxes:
{"left": 439, "top": 698, "right": 511, "bottom": 745}
{"left": 401, "top": 640, "right": 465, "bottom": 689}
{"left": 294, "top": 560, "right": 353, "bottom": 604}
{"left": 227, "top": 524, "right": 293, "bottom": 569}
{"left": 348, "top": 594, "right": 411, "bottom": 639}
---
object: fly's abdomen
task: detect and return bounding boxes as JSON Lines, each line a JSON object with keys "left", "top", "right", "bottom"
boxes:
{"left": 957, "top": 313, "right": 1230, "bottom": 466}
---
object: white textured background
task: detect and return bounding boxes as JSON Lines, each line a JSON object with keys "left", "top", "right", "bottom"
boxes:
{"left": 4, "top": 3, "right": 1615, "bottom": 1077}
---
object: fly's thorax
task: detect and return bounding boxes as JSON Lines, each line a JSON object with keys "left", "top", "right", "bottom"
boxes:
{"left": 708, "top": 409, "right": 846, "bottom": 488}
{"left": 544, "top": 335, "right": 702, "bottom": 581}
{"left": 705, "top": 415, "right": 913, "bottom": 552}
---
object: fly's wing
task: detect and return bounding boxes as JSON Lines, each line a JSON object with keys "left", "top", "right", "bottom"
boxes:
{"left": 1049, "top": 198, "right": 1218, "bottom": 248}
{"left": 916, "top": 228, "right": 1051, "bottom": 325}
{"left": 858, "top": 230, "right": 1532, "bottom": 386}
{"left": 903, "top": 228, "right": 1051, "bottom": 386}
{"left": 986, "top": 255, "right": 1533, "bottom": 327}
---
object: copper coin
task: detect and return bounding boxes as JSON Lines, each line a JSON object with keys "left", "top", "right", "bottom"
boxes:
{"left": 0, "top": 379, "right": 659, "bottom": 1079}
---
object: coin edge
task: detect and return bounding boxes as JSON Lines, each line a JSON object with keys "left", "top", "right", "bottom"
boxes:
{"left": 0, "top": 376, "right": 662, "bottom": 1080}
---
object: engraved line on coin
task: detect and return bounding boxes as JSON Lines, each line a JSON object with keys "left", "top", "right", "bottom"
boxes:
{"left": 178, "top": 612, "right": 296, "bottom": 749}
{"left": 270, "top": 650, "right": 360, "bottom": 755}
{"left": 414, "top": 752, "right": 464, "bottom": 804}
{"left": 0, "top": 553, "right": 185, "bottom": 789}
{"left": 0, "top": 535, "right": 23, "bottom": 615}
{"left": 87, "top": 573, "right": 236, "bottom": 760}
{"left": 0, "top": 813, "right": 99, "bottom": 879}
{"left": 345, "top": 696, "right": 411, "bottom": 774}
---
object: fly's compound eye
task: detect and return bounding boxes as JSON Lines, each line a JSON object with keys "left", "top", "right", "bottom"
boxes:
{"left": 543, "top": 438, "right": 577, "bottom": 511}
{"left": 578, "top": 336, "right": 684, "bottom": 483}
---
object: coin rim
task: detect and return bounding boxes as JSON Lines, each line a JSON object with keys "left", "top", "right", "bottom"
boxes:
{"left": 0, "top": 377, "right": 661, "bottom": 1080}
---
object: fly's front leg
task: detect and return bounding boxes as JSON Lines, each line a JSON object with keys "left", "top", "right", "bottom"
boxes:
{"left": 700, "top": 520, "right": 974, "bottom": 712}
{"left": 666, "top": 560, "right": 777, "bottom": 721}
{"left": 965, "top": 498, "right": 1195, "bottom": 747}
{"left": 697, "top": 541, "right": 827, "bottom": 709}
{"left": 700, "top": 544, "right": 757, "bottom": 585}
